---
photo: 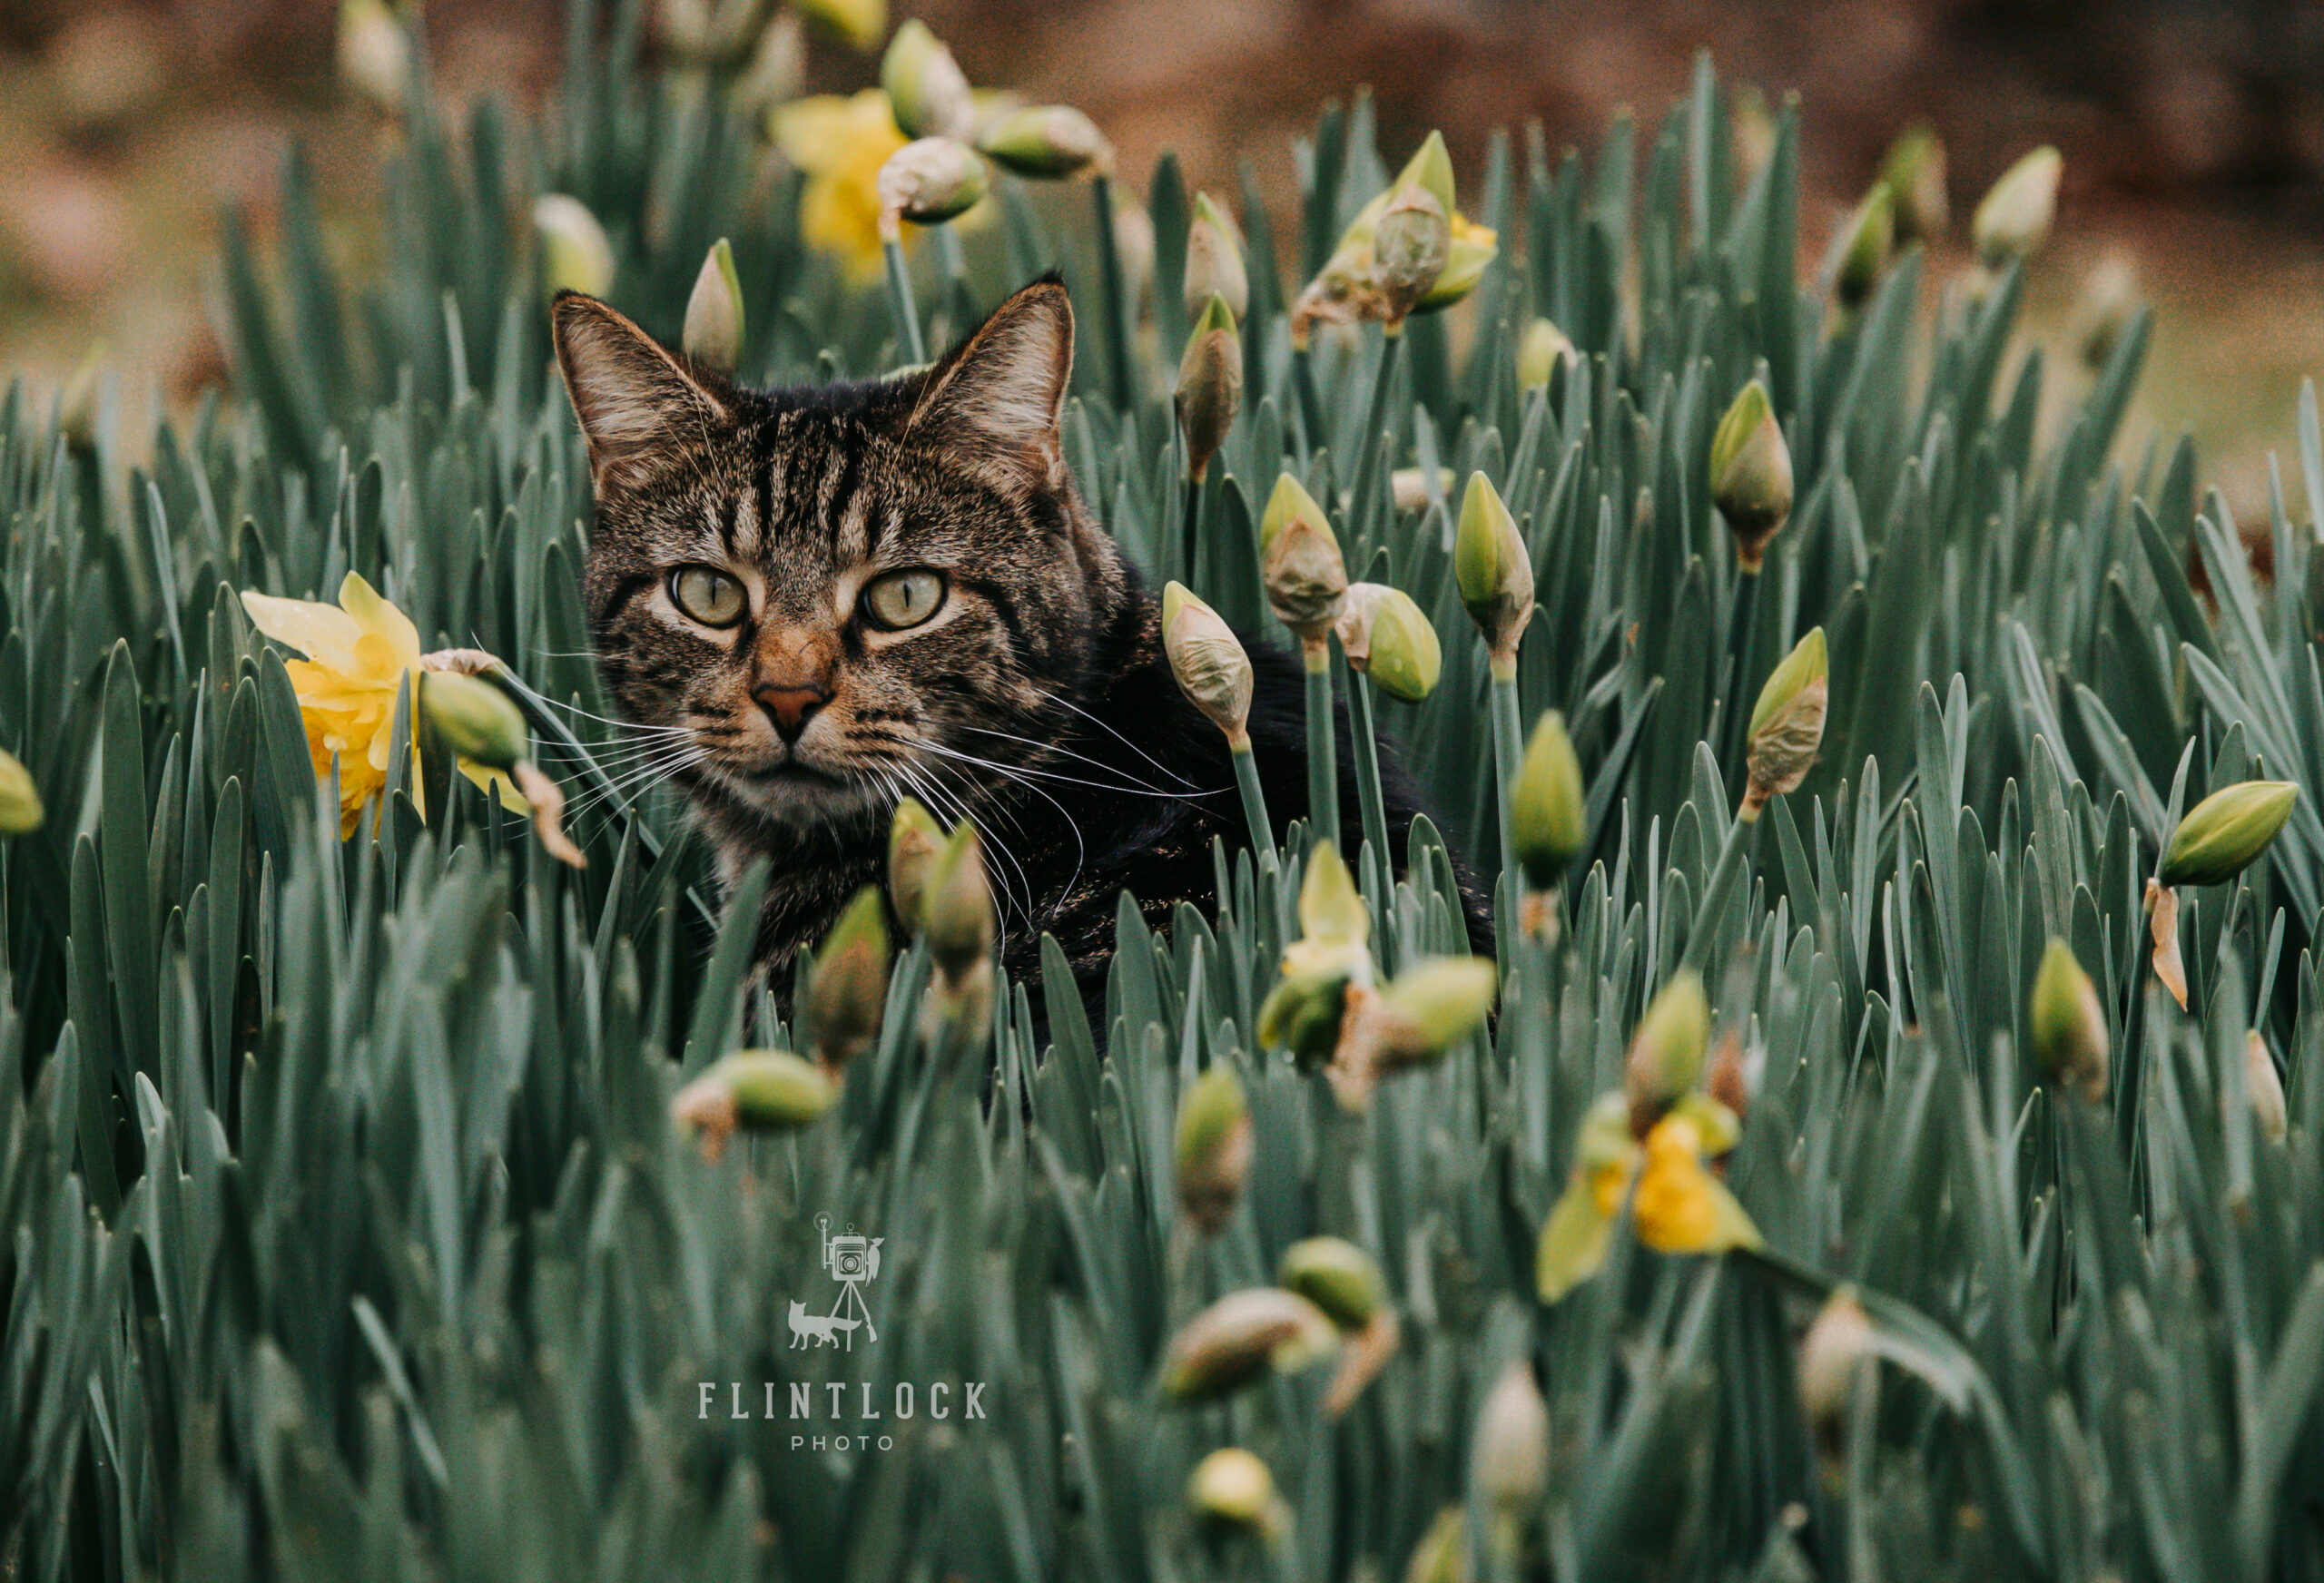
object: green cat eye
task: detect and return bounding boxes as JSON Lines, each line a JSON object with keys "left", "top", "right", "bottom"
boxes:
{"left": 669, "top": 565, "right": 746, "bottom": 627}
{"left": 862, "top": 569, "right": 946, "bottom": 631}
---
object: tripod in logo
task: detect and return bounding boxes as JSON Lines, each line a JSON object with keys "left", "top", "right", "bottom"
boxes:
{"left": 789, "top": 1213, "right": 883, "bottom": 1352}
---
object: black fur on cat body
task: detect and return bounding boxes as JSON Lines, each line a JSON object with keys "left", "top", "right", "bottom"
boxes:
{"left": 551, "top": 275, "right": 1491, "bottom": 1040}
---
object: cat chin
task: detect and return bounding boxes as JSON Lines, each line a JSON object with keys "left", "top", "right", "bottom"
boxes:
{"left": 706, "top": 759, "right": 888, "bottom": 832}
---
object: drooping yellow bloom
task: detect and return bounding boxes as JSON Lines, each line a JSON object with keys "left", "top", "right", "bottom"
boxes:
{"left": 1535, "top": 1095, "right": 1759, "bottom": 1302}
{"left": 241, "top": 574, "right": 524, "bottom": 836}
{"left": 773, "top": 89, "right": 910, "bottom": 277}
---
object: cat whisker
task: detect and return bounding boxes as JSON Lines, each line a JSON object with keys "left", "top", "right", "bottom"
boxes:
{"left": 953, "top": 723, "right": 1196, "bottom": 799}
{"left": 912, "top": 739, "right": 1227, "bottom": 803}
{"left": 1031, "top": 686, "right": 1201, "bottom": 789}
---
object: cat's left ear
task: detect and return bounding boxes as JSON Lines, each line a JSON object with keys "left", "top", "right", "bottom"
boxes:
{"left": 907, "top": 278, "right": 1073, "bottom": 495}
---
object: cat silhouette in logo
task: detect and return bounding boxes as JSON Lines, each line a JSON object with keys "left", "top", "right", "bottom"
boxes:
{"left": 787, "top": 1299, "right": 861, "bottom": 1350}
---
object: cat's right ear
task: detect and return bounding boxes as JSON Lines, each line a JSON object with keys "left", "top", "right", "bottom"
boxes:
{"left": 551, "top": 291, "right": 733, "bottom": 493}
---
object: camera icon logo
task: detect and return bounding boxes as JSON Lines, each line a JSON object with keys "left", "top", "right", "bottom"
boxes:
{"left": 789, "top": 1213, "right": 883, "bottom": 1352}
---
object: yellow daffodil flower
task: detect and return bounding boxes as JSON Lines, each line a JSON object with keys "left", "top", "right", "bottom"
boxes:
{"left": 773, "top": 89, "right": 910, "bottom": 277}
{"left": 241, "top": 573, "right": 526, "bottom": 836}
{"left": 1536, "top": 1094, "right": 1759, "bottom": 1303}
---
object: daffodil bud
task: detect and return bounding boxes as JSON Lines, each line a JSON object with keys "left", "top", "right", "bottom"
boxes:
{"left": 880, "top": 19, "right": 973, "bottom": 140}
{"left": 1257, "top": 970, "right": 1352, "bottom": 1065}
{"left": 1742, "top": 626, "right": 1827, "bottom": 818}
{"left": 1797, "top": 1287, "right": 1875, "bottom": 1462}
{"left": 1177, "top": 293, "right": 1242, "bottom": 483}
{"left": 682, "top": 237, "right": 744, "bottom": 373}
{"left": 1833, "top": 182, "right": 1894, "bottom": 310}
{"left": 1184, "top": 192, "right": 1248, "bottom": 322}
{"left": 1161, "top": 1288, "right": 1339, "bottom": 1401}
{"left": 1257, "top": 474, "right": 1348, "bottom": 643}
{"left": 2160, "top": 781, "right": 2298, "bottom": 888}
{"left": 420, "top": 671, "right": 529, "bottom": 770}
{"left": 1112, "top": 197, "right": 1155, "bottom": 308}
{"left": 1973, "top": 146, "right": 2062, "bottom": 269}
{"left": 1511, "top": 711, "right": 1585, "bottom": 887}
{"left": 0, "top": 749, "right": 44, "bottom": 836}
{"left": 804, "top": 886, "right": 889, "bottom": 1073}
{"left": 2074, "top": 251, "right": 2141, "bottom": 370}
{"left": 1371, "top": 183, "right": 1451, "bottom": 325}
{"left": 922, "top": 822, "right": 994, "bottom": 978}
{"left": 338, "top": 0, "right": 410, "bottom": 112}
{"left": 1417, "top": 218, "right": 1497, "bottom": 311}
{"left": 671, "top": 1048, "right": 837, "bottom": 1160}
{"left": 1454, "top": 472, "right": 1533, "bottom": 668}
{"left": 1470, "top": 1362, "right": 1551, "bottom": 1512}
{"left": 57, "top": 342, "right": 102, "bottom": 452}
{"left": 977, "top": 104, "right": 1109, "bottom": 179}
{"left": 1709, "top": 380, "right": 1793, "bottom": 571}
{"left": 1188, "top": 1448, "right": 1280, "bottom": 1532}
{"left": 1297, "top": 841, "right": 1370, "bottom": 947}
{"left": 1162, "top": 582, "right": 1254, "bottom": 744}
{"left": 1276, "top": 1237, "right": 1384, "bottom": 1331}
{"left": 1517, "top": 317, "right": 1572, "bottom": 390}
{"left": 1393, "top": 130, "right": 1459, "bottom": 215}
{"left": 1374, "top": 956, "right": 1498, "bottom": 1064}
{"left": 876, "top": 137, "right": 988, "bottom": 233}
{"left": 730, "top": 7, "right": 804, "bottom": 116}
{"left": 534, "top": 194, "right": 615, "bottom": 298}
{"left": 1402, "top": 1509, "right": 1466, "bottom": 1583}
{"left": 1389, "top": 467, "right": 1454, "bottom": 514}
{"left": 1334, "top": 584, "right": 1441, "bottom": 703}
{"left": 1879, "top": 122, "right": 1948, "bottom": 243}
{"left": 790, "top": 0, "right": 884, "bottom": 50}
{"left": 1626, "top": 969, "right": 1710, "bottom": 1118}
{"left": 888, "top": 797, "right": 944, "bottom": 929}
{"left": 2031, "top": 938, "right": 2108, "bottom": 1103}
{"left": 1175, "top": 1065, "right": 1252, "bottom": 1234}
{"left": 2247, "top": 1029, "right": 2288, "bottom": 1145}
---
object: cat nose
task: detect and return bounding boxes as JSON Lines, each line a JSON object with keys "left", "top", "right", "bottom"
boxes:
{"left": 754, "top": 683, "right": 829, "bottom": 743}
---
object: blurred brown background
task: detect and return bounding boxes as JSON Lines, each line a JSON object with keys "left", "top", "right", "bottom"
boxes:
{"left": 5, "top": 0, "right": 2324, "bottom": 491}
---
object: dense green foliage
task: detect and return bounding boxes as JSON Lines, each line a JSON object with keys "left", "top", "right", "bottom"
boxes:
{"left": 11, "top": 4, "right": 2324, "bottom": 1578}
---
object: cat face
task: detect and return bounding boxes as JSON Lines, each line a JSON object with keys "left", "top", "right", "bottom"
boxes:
{"left": 553, "top": 281, "right": 1126, "bottom": 841}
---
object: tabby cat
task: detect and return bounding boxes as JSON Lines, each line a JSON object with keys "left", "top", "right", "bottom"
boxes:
{"left": 551, "top": 277, "right": 1488, "bottom": 1032}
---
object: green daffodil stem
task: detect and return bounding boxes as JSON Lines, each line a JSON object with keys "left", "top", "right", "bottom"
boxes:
{"left": 1348, "top": 669, "right": 1393, "bottom": 897}
{"left": 1181, "top": 475, "right": 1203, "bottom": 584}
{"left": 1091, "top": 173, "right": 1135, "bottom": 413}
{"left": 936, "top": 223, "right": 972, "bottom": 326}
{"left": 1721, "top": 566, "right": 1761, "bottom": 767}
{"left": 1305, "top": 637, "right": 1338, "bottom": 850}
{"left": 1229, "top": 737, "right": 1278, "bottom": 877}
{"left": 1683, "top": 806, "right": 1759, "bottom": 972}
{"left": 1488, "top": 658, "right": 1523, "bottom": 880}
{"left": 881, "top": 236, "right": 927, "bottom": 365}
{"left": 1345, "top": 327, "right": 1403, "bottom": 540}
{"left": 1292, "top": 343, "right": 1327, "bottom": 453}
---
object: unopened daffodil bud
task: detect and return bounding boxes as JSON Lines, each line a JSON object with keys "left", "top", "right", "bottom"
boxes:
{"left": 790, "top": 0, "right": 884, "bottom": 51}
{"left": 1394, "top": 130, "right": 1458, "bottom": 214}
{"left": 1261, "top": 842, "right": 1373, "bottom": 1061}
{"left": 2161, "top": 780, "right": 2298, "bottom": 888}
{"left": 1113, "top": 197, "right": 1155, "bottom": 307}
{"left": 1709, "top": 379, "right": 1793, "bottom": 571}
{"left": 0, "top": 750, "right": 43, "bottom": 835}
{"left": 730, "top": 8, "right": 804, "bottom": 116}
{"left": 1163, "top": 582, "right": 1255, "bottom": 745}
{"left": 922, "top": 822, "right": 994, "bottom": 979}
{"left": 1334, "top": 584, "right": 1441, "bottom": 703}
{"left": 1188, "top": 1448, "right": 1283, "bottom": 1534}
{"left": 880, "top": 18, "right": 973, "bottom": 140}
{"left": 682, "top": 237, "right": 744, "bottom": 373}
{"left": 1880, "top": 122, "right": 1948, "bottom": 243}
{"left": 887, "top": 797, "right": 944, "bottom": 929}
{"left": 57, "top": 342, "right": 103, "bottom": 452}
{"left": 1371, "top": 183, "right": 1451, "bottom": 326}
{"left": 1403, "top": 1508, "right": 1466, "bottom": 1583}
{"left": 1797, "top": 1287, "right": 1876, "bottom": 1465}
{"left": 1374, "top": 956, "right": 1498, "bottom": 1063}
{"left": 2247, "top": 1029, "right": 2288, "bottom": 1145}
{"left": 1626, "top": 969, "right": 1710, "bottom": 1120}
{"left": 1258, "top": 473, "right": 1348, "bottom": 644}
{"left": 977, "top": 103, "right": 1110, "bottom": 179}
{"left": 2074, "top": 251, "right": 2142, "bottom": 369}
{"left": 876, "top": 137, "right": 988, "bottom": 236}
{"left": 1470, "top": 1362, "right": 1551, "bottom": 1512}
{"left": 1973, "top": 146, "right": 2062, "bottom": 269}
{"left": 419, "top": 671, "right": 529, "bottom": 770}
{"left": 1833, "top": 182, "right": 1894, "bottom": 310}
{"left": 1296, "top": 840, "right": 1369, "bottom": 948}
{"left": 1742, "top": 626, "right": 1827, "bottom": 818}
{"left": 671, "top": 1048, "right": 837, "bottom": 1160}
{"left": 2031, "top": 938, "right": 2108, "bottom": 1103}
{"left": 1517, "top": 317, "right": 1572, "bottom": 390}
{"left": 1389, "top": 467, "right": 1454, "bottom": 514}
{"left": 1161, "top": 1287, "right": 1339, "bottom": 1401}
{"left": 1454, "top": 472, "right": 1533, "bottom": 670}
{"left": 338, "top": 0, "right": 410, "bottom": 112}
{"left": 1175, "top": 1064, "right": 1252, "bottom": 1234}
{"left": 534, "top": 194, "right": 615, "bottom": 298}
{"left": 1177, "top": 293, "right": 1242, "bottom": 483}
{"left": 803, "top": 886, "right": 889, "bottom": 1074}
{"left": 1184, "top": 192, "right": 1248, "bottom": 323}
{"left": 1276, "top": 1237, "right": 1384, "bottom": 1331}
{"left": 1511, "top": 711, "right": 1586, "bottom": 888}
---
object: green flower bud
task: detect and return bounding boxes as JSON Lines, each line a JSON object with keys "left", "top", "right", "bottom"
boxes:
{"left": 1257, "top": 968, "right": 1353, "bottom": 1065}
{"left": 1470, "top": 1361, "right": 1550, "bottom": 1511}
{"left": 1334, "top": 584, "right": 1441, "bottom": 703}
{"left": 2160, "top": 780, "right": 2298, "bottom": 888}
{"left": 2074, "top": 251, "right": 2142, "bottom": 370}
{"left": 1879, "top": 121, "right": 1948, "bottom": 243}
{"left": 338, "top": 0, "right": 411, "bottom": 112}
{"left": 1177, "top": 293, "right": 1243, "bottom": 483}
{"left": 2031, "top": 938, "right": 2108, "bottom": 1103}
{"left": 1516, "top": 317, "right": 1572, "bottom": 390}
{"left": 804, "top": 886, "right": 889, "bottom": 1073}
{"left": 1797, "top": 1286, "right": 1875, "bottom": 1461}
{"left": 1163, "top": 582, "right": 1255, "bottom": 743}
{"left": 1833, "top": 182, "right": 1894, "bottom": 310}
{"left": 57, "top": 342, "right": 103, "bottom": 453}
{"left": 976, "top": 104, "right": 1109, "bottom": 179}
{"left": 1188, "top": 1448, "right": 1279, "bottom": 1530}
{"left": 1184, "top": 192, "right": 1248, "bottom": 323}
{"left": 1416, "top": 220, "right": 1496, "bottom": 311}
{"left": 1625, "top": 969, "right": 1710, "bottom": 1116}
{"left": 1393, "top": 130, "right": 1458, "bottom": 216}
{"left": 682, "top": 237, "right": 744, "bottom": 373}
{"left": 1389, "top": 466, "right": 1455, "bottom": 514}
{"left": 922, "top": 822, "right": 994, "bottom": 978}
{"left": 1511, "top": 711, "right": 1586, "bottom": 886}
{"left": 1113, "top": 197, "right": 1156, "bottom": 308}
{"left": 1276, "top": 1237, "right": 1384, "bottom": 1331}
{"left": 791, "top": 0, "right": 884, "bottom": 50}
{"left": 534, "top": 194, "right": 615, "bottom": 298}
{"left": 1454, "top": 472, "right": 1533, "bottom": 666}
{"left": 0, "top": 749, "right": 44, "bottom": 836}
{"left": 1709, "top": 380, "right": 1793, "bottom": 570}
{"left": 671, "top": 1048, "right": 837, "bottom": 1160}
{"left": 881, "top": 19, "right": 973, "bottom": 140}
{"left": 1175, "top": 1065, "right": 1252, "bottom": 1235}
{"left": 2248, "top": 1029, "right": 2288, "bottom": 1145}
{"left": 1743, "top": 626, "right": 1827, "bottom": 818}
{"left": 887, "top": 797, "right": 945, "bottom": 929}
{"left": 1374, "top": 956, "right": 1498, "bottom": 1063}
{"left": 1297, "top": 841, "right": 1370, "bottom": 947}
{"left": 1371, "top": 183, "right": 1451, "bottom": 324}
{"left": 420, "top": 671, "right": 529, "bottom": 770}
{"left": 1258, "top": 475, "right": 1347, "bottom": 643}
{"left": 877, "top": 136, "right": 989, "bottom": 231}
{"left": 1161, "top": 1287, "right": 1339, "bottom": 1401}
{"left": 1973, "top": 146, "right": 2062, "bottom": 269}
{"left": 1402, "top": 1508, "right": 1466, "bottom": 1583}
